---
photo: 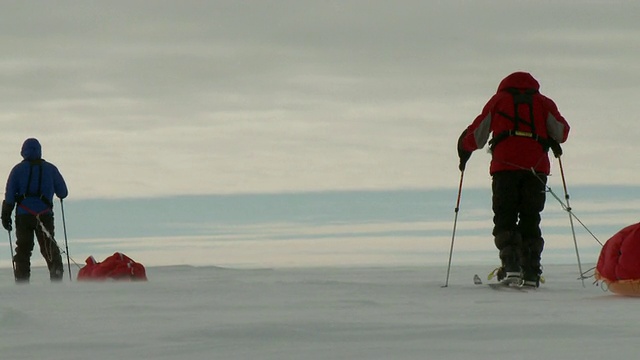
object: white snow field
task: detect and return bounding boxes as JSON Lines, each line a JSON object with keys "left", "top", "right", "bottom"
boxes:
{"left": 0, "top": 263, "right": 635, "bottom": 360}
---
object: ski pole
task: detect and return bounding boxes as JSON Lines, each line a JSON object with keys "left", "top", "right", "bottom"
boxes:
{"left": 60, "top": 199, "right": 72, "bottom": 282}
{"left": 558, "top": 157, "right": 585, "bottom": 287}
{"left": 8, "top": 230, "right": 16, "bottom": 280}
{"left": 534, "top": 171, "right": 602, "bottom": 247}
{"left": 443, "top": 170, "right": 464, "bottom": 288}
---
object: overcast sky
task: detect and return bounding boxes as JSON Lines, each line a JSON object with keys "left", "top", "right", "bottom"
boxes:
{"left": 2, "top": 1, "right": 639, "bottom": 199}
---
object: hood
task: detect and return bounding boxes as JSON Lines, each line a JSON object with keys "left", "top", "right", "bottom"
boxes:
{"left": 21, "top": 138, "right": 42, "bottom": 161}
{"left": 497, "top": 71, "right": 540, "bottom": 92}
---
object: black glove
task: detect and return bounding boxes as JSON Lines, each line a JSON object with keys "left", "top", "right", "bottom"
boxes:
{"left": 1, "top": 201, "right": 13, "bottom": 231}
{"left": 549, "top": 140, "right": 563, "bottom": 158}
{"left": 457, "top": 130, "right": 472, "bottom": 171}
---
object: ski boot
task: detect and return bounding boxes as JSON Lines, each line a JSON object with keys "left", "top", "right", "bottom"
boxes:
{"left": 522, "top": 266, "right": 543, "bottom": 288}
{"left": 488, "top": 261, "right": 522, "bottom": 286}
{"left": 493, "top": 232, "right": 524, "bottom": 285}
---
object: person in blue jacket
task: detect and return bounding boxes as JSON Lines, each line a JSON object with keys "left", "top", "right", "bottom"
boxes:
{"left": 2, "top": 138, "right": 68, "bottom": 282}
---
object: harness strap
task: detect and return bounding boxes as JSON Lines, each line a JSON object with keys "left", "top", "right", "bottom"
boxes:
{"left": 15, "top": 194, "right": 53, "bottom": 208}
{"left": 489, "top": 88, "right": 550, "bottom": 152}
{"left": 16, "top": 160, "right": 54, "bottom": 210}
{"left": 489, "top": 130, "right": 552, "bottom": 153}
{"left": 17, "top": 203, "right": 52, "bottom": 216}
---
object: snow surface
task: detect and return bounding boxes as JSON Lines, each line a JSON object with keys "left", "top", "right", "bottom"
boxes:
{"left": 0, "top": 263, "right": 636, "bottom": 360}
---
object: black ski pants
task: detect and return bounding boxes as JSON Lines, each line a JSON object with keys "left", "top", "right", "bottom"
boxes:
{"left": 492, "top": 170, "right": 547, "bottom": 238}
{"left": 491, "top": 170, "right": 547, "bottom": 270}
{"left": 13, "top": 213, "right": 63, "bottom": 282}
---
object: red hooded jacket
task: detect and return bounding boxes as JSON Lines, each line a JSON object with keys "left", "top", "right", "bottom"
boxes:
{"left": 459, "top": 72, "right": 570, "bottom": 175}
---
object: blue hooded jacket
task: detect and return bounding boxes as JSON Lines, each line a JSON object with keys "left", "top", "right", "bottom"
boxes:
{"left": 4, "top": 138, "right": 68, "bottom": 215}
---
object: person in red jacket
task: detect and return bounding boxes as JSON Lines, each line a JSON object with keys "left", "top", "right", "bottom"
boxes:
{"left": 457, "top": 71, "right": 570, "bottom": 287}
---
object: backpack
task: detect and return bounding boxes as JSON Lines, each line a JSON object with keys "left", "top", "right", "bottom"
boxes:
{"left": 488, "top": 88, "right": 557, "bottom": 153}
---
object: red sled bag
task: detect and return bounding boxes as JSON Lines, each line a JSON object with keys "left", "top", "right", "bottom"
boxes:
{"left": 595, "top": 223, "right": 640, "bottom": 296}
{"left": 77, "top": 252, "right": 147, "bottom": 281}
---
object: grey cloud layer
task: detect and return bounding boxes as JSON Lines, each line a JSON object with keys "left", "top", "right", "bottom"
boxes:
{"left": 1, "top": 1, "right": 639, "bottom": 198}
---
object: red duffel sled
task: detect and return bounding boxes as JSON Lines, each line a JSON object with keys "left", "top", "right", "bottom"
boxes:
{"left": 77, "top": 252, "right": 147, "bottom": 281}
{"left": 595, "top": 222, "right": 640, "bottom": 296}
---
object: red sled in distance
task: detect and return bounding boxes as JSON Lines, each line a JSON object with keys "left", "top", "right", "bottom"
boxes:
{"left": 77, "top": 252, "right": 147, "bottom": 281}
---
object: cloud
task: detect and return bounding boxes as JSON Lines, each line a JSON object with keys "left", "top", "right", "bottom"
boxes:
{"left": 1, "top": 1, "right": 639, "bottom": 198}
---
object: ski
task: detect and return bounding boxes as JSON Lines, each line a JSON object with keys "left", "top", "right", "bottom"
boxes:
{"left": 473, "top": 274, "right": 482, "bottom": 285}
{"left": 474, "top": 273, "right": 530, "bottom": 292}
{"left": 487, "top": 282, "right": 529, "bottom": 292}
